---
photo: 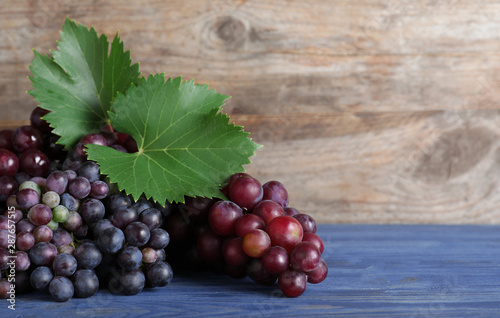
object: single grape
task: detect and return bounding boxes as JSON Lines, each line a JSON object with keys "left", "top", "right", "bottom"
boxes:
{"left": 30, "top": 266, "right": 54, "bottom": 290}
{"left": 16, "top": 219, "right": 35, "bottom": 233}
{"left": 234, "top": 214, "right": 265, "bottom": 239}
{"left": 266, "top": 215, "right": 303, "bottom": 252}
{"left": 306, "top": 258, "right": 328, "bottom": 284}
{"left": 117, "top": 245, "right": 143, "bottom": 270}
{"left": 77, "top": 161, "right": 100, "bottom": 183}
{"left": 141, "top": 247, "right": 158, "bottom": 264}
{"left": 0, "top": 176, "right": 17, "bottom": 201}
{"left": 30, "top": 107, "right": 52, "bottom": 134}
{"left": 246, "top": 258, "right": 277, "bottom": 285}
{"left": 262, "top": 246, "right": 289, "bottom": 275}
{"left": 106, "top": 193, "right": 131, "bottom": 213}
{"left": 221, "top": 172, "right": 250, "bottom": 197}
{"left": 284, "top": 207, "right": 300, "bottom": 217}
{"left": 139, "top": 207, "right": 163, "bottom": 230}
{"left": 92, "top": 219, "right": 114, "bottom": 239}
{"left": 19, "top": 149, "right": 50, "bottom": 177}
{"left": 132, "top": 198, "right": 153, "bottom": 214}
{"left": 33, "top": 225, "right": 53, "bottom": 243}
{"left": 62, "top": 211, "right": 83, "bottom": 232}
{"left": 278, "top": 269, "right": 307, "bottom": 297}
{"left": 11, "top": 125, "right": 43, "bottom": 153}
{"left": 52, "top": 205, "right": 70, "bottom": 223}
{"left": 228, "top": 176, "right": 263, "bottom": 210}
{"left": 302, "top": 232, "right": 324, "bottom": 254}
{"left": 16, "top": 188, "right": 40, "bottom": 210}
{"left": 53, "top": 253, "right": 78, "bottom": 277}
{"left": 68, "top": 176, "right": 91, "bottom": 199}
{"left": 42, "top": 191, "right": 60, "bottom": 208}
{"left": 111, "top": 206, "right": 139, "bottom": 229}
{"left": 29, "top": 242, "right": 58, "bottom": 266}
{"left": 89, "top": 180, "right": 109, "bottom": 200}
{"left": 222, "top": 237, "right": 249, "bottom": 267}
{"left": 49, "top": 276, "right": 74, "bottom": 302}
{"left": 60, "top": 193, "right": 78, "bottom": 211}
{"left": 147, "top": 228, "right": 170, "bottom": 249}
{"left": 252, "top": 200, "right": 284, "bottom": 225}
{"left": 97, "top": 226, "right": 125, "bottom": 254}
{"left": 16, "top": 232, "right": 36, "bottom": 251}
{"left": 242, "top": 229, "right": 271, "bottom": 258}
{"left": 14, "top": 250, "right": 31, "bottom": 271}
{"left": 262, "top": 180, "right": 289, "bottom": 207}
{"left": 46, "top": 170, "right": 68, "bottom": 194}
{"left": 146, "top": 261, "right": 173, "bottom": 287}
{"left": 80, "top": 198, "right": 105, "bottom": 223}
{"left": 108, "top": 268, "right": 145, "bottom": 296}
{"left": 74, "top": 242, "right": 102, "bottom": 269}
{"left": 28, "top": 203, "right": 53, "bottom": 226}
{"left": 208, "top": 201, "right": 243, "bottom": 236}
{"left": 80, "top": 133, "right": 108, "bottom": 147}
{"left": 71, "top": 269, "right": 99, "bottom": 298}
{"left": 30, "top": 176, "right": 47, "bottom": 193}
{"left": 293, "top": 214, "right": 317, "bottom": 234}
{"left": 155, "top": 248, "right": 166, "bottom": 262}
{"left": 290, "top": 241, "right": 321, "bottom": 272}
{"left": 124, "top": 221, "right": 150, "bottom": 247}
{"left": 0, "top": 149, "right": 19, "bottom": 177}
{"left": 124, "top": 135, "right": 138, "bottom": 153}
{"left": 51, "top": 229, "right": 73, "bottom": 247}
{"left": 64, "top": 169, "right": 77, "bottom": 181}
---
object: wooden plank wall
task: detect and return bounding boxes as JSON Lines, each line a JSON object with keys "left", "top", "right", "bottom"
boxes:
{"left": 1, "top": 0, "right": 500, "bottom": 223}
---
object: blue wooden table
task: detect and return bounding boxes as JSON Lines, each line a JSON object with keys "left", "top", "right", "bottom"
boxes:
{"left": 3, "top": 225, "right": 500, "bottom": 317}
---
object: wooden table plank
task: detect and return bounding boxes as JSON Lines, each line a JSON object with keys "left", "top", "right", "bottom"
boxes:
{"left": 5, "top": 224, "right": 500, "bottom": 317}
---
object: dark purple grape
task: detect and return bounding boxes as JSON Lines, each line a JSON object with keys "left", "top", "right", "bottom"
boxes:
{"left": 64, "top": 169, "right": 77, "bottom": 181}
{"left": 60, "top": 193, "right": 77, "bottom": 211}
{"left": 235, "top": 214, "right": 266, "bottom": 238}
{"left": 0, "top": 229, "right": 8, "bottom": 248}
{"left": 49, "top": 276, "right": 74, "bottom": 302}
{"left": 117, "top": 245, "right": 142, "bottom": 270}
{"left": 19, "top": 149, "right": 50, "bottom": 177}
{"left": 246, "top": 258, "right": 277, "bottom": 286}
{"left": 0, "top": 247, "right": 9, "bottom": 270}
{"left": 0, "top": 149, "right": 19, "bottom": 177}
{"left": 62, "top": 211, "right": 83, "bottom": 232}
{"left": 223, "top": 237, "right": 249, "bottom": 267}
{"left": 262, "top": 180, "right": 289, "bottom": 207}
{"left": 33, "top": 225, "right": 53, "bottom": 243}
{"left": 139, "top": 207, "right": 163, "bottom": 230}
{"left": 16, "top": 232, "right": 35, "bottom": 251}
{"left": 80, "top": 198, "right": 105, "bottom": 223}
{"left": 46, "top": 170, "right": 68, "bottom": 194}
{"left": 284, "top": 207, "right": 300, "bottom": 217}
{"left": 155, "top": 248, "right": 166, "bottom": 262}
{"left": 16, "top": 219, "right": 35, "bottom": 233}
{"left": 28, "top": 203, "right": 53, "bottom": 226}
{"left": 62, "top": 158, "right": 82, "bottom": 172}
{"left": 262, "top": 246, "right": 289, "bottom": 275}
{"left": 111, "top": 144, "right": 128, "bottom": 153}
{"left": 11, "top": 125, "right": 43, "bottom": 153}
{"left": 0, "top": 215, "right": 7, "bottom": 230}
{"left": 77, "top": 161, "right": 100, "bottom": 183}
{"left": 73, "top": 223, "right": 89, "bottom": 239}
{"left": 30, "top": 107, "right": 52, "bottom": 134}
{"left": 106, "top": 193, "right": 131, "bottom": 213}
{"left": 30, "top": 176, "right": 47, "bottom": 192}
{"left": 228, "top": 175, "right": 263, "bottom": 210}
{"left": 146, "top": 261, "right": 173, "bottom": 287}
{"left": 14, "top": 250, "right": 30, "bottom": 271}
{"left": 111, "top": 206, "right": 138, "bottom": 229}
{"left": 4, "top": 208, "right": 23, "bottom": 224}
{"left": 278, "top": 269, "right": 307, "bottom": 297}
{"left": 90, "top": 180, "right": 109, "bottom": 200}
{"left": 16, "top": 188, "right": 40, "bottom": 210}
{"left": 30, "top": 266, "right": 53, "bottom": 290}
{"left": 147, "top": 228, "right": 170, "bottom": 249}
{"left": 97, "top": 227, "right": 125, "bottom": 254}
{"left": 29, "top": 242, "right": 58, "bottom": 266}
{"left": 132, "top": 198, "right": 153, "bottom": 214}
{"left": 108, "top": 268, "right": 145, "bottom": 296}
{"left": 52, "top": 253, "right": 78, "bottom": 276}
{"left": 92, "top": 219, "right": 114, "bottom": 239}
{"left": 0, "top": 176, "right": 17, "bottom": 201}
{"left": 51, "top": 229, "right": 73, "bottom": 247}
{"left": 68, "top": 176, "right": 91, "bottom": 199}
{"left": 80, "top": 133, "right": 108, "bottom": 147}
{"left": 124, "top": 221, "right": 150, "bottom": 247}
{"left": 293, "top": 214, "right": 317, "bottom": 234}
{"left": 181, "top": 196, "right": 215, "bottom": 222}
{"left": 71, "top": 269, "right": 99, "bottom": 298}
{"left": 0, "top": 129, "right": 14, "bottom": 151}
{"left": 208, "top": 201, "right": 243, "bottom": 236}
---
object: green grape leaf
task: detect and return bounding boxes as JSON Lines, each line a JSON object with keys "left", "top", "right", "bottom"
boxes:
{"left": 85, "top": 74, "right": 261, "bottom": 204}
{"left": 28, "top": 18, "right": 140, "bottom": 148}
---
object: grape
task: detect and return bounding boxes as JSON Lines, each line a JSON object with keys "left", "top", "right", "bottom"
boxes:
{"left": 290, "top": 242, "right": 321, "bottom": 272}
{"left": 81, "top": 133, "right": 108, "bottom": 147}
{"left": 106, "top": 193, "right": 131, "bottom": 213}
{"left": 252, "top": 200, "right": 284, "bottom": 225}
{"left": 74, "top": 242, "right": 102, "bottom": 269}
{"left": 0, "top": 229, "right": 8, "bottom": 248}
{"left": 46, "top": 170, "right": 68, "bottom": 194}
{"left": 68, "top": 176, "right": 91, "bottom": 199}
{"left": 30, "top": 177, "right": 47, "bottom": 192}
{"left": 11, "top": 125, "right": 43, "bottom": 153}
{"left": 234, "top": 214, "right": 265, "bottom": 239}
{"left": 0, "top": 149, "right": 19, "bottom": 177}
{"left": 70, "top": 143, "right": 87, "bottom": 161}
{"left": 262, "top": 246, "right": 289, "bottom": 275}
{"left": 0, "top": 176, "right": 17, "bottom": 201}
{"left": 49, "top": 276, "right": 74, "bottom": 302}
{"left": 29, "top": 242, "right": 58, "bottom": 266}
{"left": 77, "top": 161, "right": 100, "bottom": 183}
{"left": 284, "top": 207, "right": 299, "bottom": 217}
{"left": 19, "top": 149, "right": 50, "bottom": 177}
{"left": 108, "top": 268, "right": 145, "bottom": 296}
{"left": 111, "top": 144, "right": 128, "bottom": 153}
{"left": 72, "top": 269, "right": 99, "bottom": 298}
{"left": 90, "top": 180, "right": 109, "bottom": 200}
{"left": 139, "top": 207, "right": 163, "bottom": 230}
{"left": 262, "top": 180, "right": 289, "bottom": 207}
{"left": 0, "top": 279, "right": 10, "bottom": 299}
{"left": 53, "top": 253, "right": 78, "bottom": 276}
{"left": 155, "top": 248, "right": 166, "bottom": 262}
{"left": 16, "top": 219, "right": 35, "bottom": 233}
{"left": 15, "top": 250, "right": 31, "bottom": 271}
{"left": 16, "top": 232, "right": 35, "bottom": 251}
{"left": 302, "top": 232, "right": 324, "bottom": 254}
{"left": 228, "top": 176, "right": 263, "bottom": 210}
{"left": 80, "top": 198, "right": 105, "bottom": 223}
{"left": 208, "top": 201, "right": 243, "bottom": 236}
{"left": 0, "top": 247, "right": 9, "bottom": 270}
{"left": 0, "top": 129, "right": 14, "bottom": 150}
{"left": 30, "top": 266, "right": 54, "bottom": 290}
{"left": 242, "top": 229, "right": 271, "bottom": 258}
{"left": 47, "top": 220, "right": 59, "bottom": 231}
{"left": 92, "top": 219, "right": 114, "bottom": 239}
{"left": 306, "top": 258, "right": 328, "bottom": 284}
{"left": 132, "top": 198, "right": 153, "bottom": 214}
{"left": 124, "top": 135, "right": 138, "bottom": 153}
{"left": 246, "top": 258, "right": 277, "bottom": 286}
{"left": 52, "top": 205, "right": 70, "bottom": 223}
{"left": 266, "top": 215, "right": 303, "bottom": 252}
{"left": 147, "top": 228, "right": 170, "bottom": 249}
{"left": 117, "top": 245, "right": 143, "bottom": 270}
{"left": 293, "top": 214, "right": 317, "bottom": 234}
{"left": 28, "top": 203, "right": 53, "bottom": 226}
{"left": 141, "top": 247, "right": 158, "bottom": 264}
{"left": 165, "top": 211, "right": 190, "bottom": 241}
{"left": 196, "top": 229, "right": 224, "bottom": 263}
{"left": 111, "top": 206, "right": 139, "bottom": 229}
{"left": 74, "top": 224, "right": 89, "bottom": 240}
{"left": 97, "top": 226, "right": 125, "bottom": 254}
{"left": 181, "top": 196, "right": 214, "bottom": 222}
{"left": 60, "top": 193, "right": 78, "bottom": 211}
{"left": 222, "top": 237, "right": 249, "bottom": 267}
{"left": 51, "top": 229, "right": 73, "bottom": 247}
{"left": 42, "top": 191, "right": 60, "bottom": 208}
{"left": 124, "top": 221, "right": 150, "bottom": 247}
{"left": 16, "top": 188, "right": 40, "bottom": 210}
{"left": 33, "top": 225, "right": 53, "bottom": 243}
{"left": 0, "top": 215, "right": 7, "bottom": 230}
{"left": 146, "top": 261, "right": 173, "bottom": 287}
{"left": 62, "top": 211, "right": 83, "bottom": 232}
{"left": 221, "top": 172, "right": 250, "bottom": 197}
{"left": 64, "top": 169, "right": 77, "bottom": 181}
{"left": 278, "top": 269, "right": 307, "bottom": 297}
{"left": 30, "top": 107, "right": 52, "bottom": 134}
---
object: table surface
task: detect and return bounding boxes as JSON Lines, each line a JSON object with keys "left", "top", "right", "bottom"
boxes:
{"left": 2, "top": 224, "right": 500, "bottom": 317}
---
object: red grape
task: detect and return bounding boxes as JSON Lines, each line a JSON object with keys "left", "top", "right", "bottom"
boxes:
{"left": 222, "top": 237, "right": 249, "bottom": 267}
{"left": 12, "top": 125, "right": 43, "bottom": 153}
{"left": 302, "top": 232, "right": 324, "bottom": 254}
{"left": 290, "top": 242, "right": 321, "bottom": 272}
{"left": 235, "top": 213, "right": 266, "bottom": 238}
{"left": 284, "top": 207, "right": 300, "bottom": 216}
{"left": 306, "top": 258, "right": 328, "bottom": 284}
{"left": 28, "top": 204, "right": 53, "bottom": 226}
{"left": 262, "top": 180, "right": 289, "bottom": 207}
{"left": 246, "top": 258, "right": 277, "bottom": 286}
{"left": 252, "top": 200, "right": 284, "bottom": 225}
{"left": 228, "top": 176, "right": 263, "bottom": 210}
{"left": 242, "top": 229, "right": 271, "bottom": 258}
{"left": 266, "top": 215, "right": 303, "bottom": 252}
{"left": 208, "top": 201, "right": 243, "bottom": 236}
{"left": 278, "top": 269, "right": 307, "bottom": 297}
{"left": 262, "top": 246, "right": 289, "bottom": 275}
{"left": 293, "top": 213, "right": 317, "bottom": 234}
{"left": 196, "top": 229, "right": 224, "bottom": 263}
{"left": 0, "top": 149, "right": 19, "bottom": 177}
{"left": 19, "top": 149, "right": 50, "bottom": 177}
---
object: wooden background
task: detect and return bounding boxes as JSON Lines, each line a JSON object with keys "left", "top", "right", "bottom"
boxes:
{"left": 2, "top": 0, "right": 500, "bottom": 224}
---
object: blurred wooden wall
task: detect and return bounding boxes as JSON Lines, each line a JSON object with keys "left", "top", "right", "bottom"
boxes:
{"left": 2, "top": 0, "right": 500, "bottom": 223}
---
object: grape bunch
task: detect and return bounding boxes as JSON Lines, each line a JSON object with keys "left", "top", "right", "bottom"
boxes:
{"left": 0, "top": 108, "right": 173, "bottom": 302}
{"left": 165, "top": 173, "right": 327, "bottom": 298}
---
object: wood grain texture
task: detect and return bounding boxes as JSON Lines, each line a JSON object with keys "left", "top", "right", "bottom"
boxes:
{"left": 9, "top": 225, "right": 500, "bottom": 317}
{"left": 1, "top": 1, "right": 500, "bottom": 223}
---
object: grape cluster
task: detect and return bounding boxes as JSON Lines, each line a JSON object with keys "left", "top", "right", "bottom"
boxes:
{"left": 0, "top": 108, "right": 173, "bottom": 302}
{"left": 165, "top": 173, "right": 327, "bottom": 298}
